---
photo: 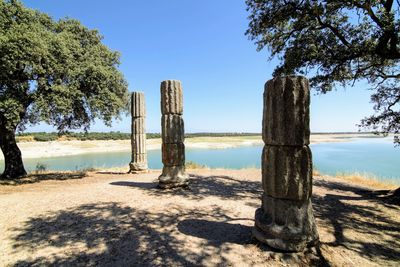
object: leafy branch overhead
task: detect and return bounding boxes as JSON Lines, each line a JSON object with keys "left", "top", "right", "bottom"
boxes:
{"left": 0, "top": 0, "right": 129, "bottom": 178}
{"left": 246, "top": 0, "right": 400, "bottom": 143}
{"left": 0, "top": 0, "right": 129, "bottom": 132}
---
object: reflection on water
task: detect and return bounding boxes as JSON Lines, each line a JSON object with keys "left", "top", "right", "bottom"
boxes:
{"left": 0, "top": 138, "right": 399, "bottom": 182}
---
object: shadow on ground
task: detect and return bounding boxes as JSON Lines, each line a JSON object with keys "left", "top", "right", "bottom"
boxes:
{"left": 8, "top": 174, "right": 400, "bottom": 266}
{"left": 313, "top": 179, "right": 400, "bottom": 264}
{"left": 96, "top": 171, "right": 128, "bottom": 175}
{"left": 0, "top": 172, "right": 87, "bottom": 186}
{"left": 110, "top": 174, "right": 263, "bottom": 201}
{"left": 314, "top": 179, "right": 400, "bottom": 207}
{"left": 11, "top": 203, "right": 257, "bottom": 266}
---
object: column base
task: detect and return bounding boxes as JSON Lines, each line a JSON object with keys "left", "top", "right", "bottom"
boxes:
{"left": 129, "top": 162, "right": 148, "bottom": 173}
{"left": 253, "top": 194, "right": 319, "bottom": 251}
{"left": 158, "top": 166, "right": 189, "bottom": 189}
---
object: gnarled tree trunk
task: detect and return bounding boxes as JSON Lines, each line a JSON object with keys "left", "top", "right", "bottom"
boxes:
{"left": 0, "top": 124, "right": 26, "bottom": 179}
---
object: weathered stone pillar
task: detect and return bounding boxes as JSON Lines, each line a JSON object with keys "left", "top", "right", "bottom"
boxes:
{"left": 129, "top": 92, "right": 148, "bottom": 173}
{"left": 253, "top": 76, "right": 319, "bottom": 251}
{"left": 158, "top": 80, "right": 189, "bottom": 188}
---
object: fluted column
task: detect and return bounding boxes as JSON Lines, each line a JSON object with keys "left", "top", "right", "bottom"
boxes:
{"left": 253, "top": 76, "right": 319, "bottom": 251}
{"left": 129, "top": 92, "right": 148, "bottom": 173}
{"left": 158, "top": 80, "right": 189, "bottom": 188}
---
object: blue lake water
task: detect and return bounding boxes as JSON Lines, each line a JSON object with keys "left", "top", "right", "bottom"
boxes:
{"left": 0, "top": 138, "right": 399, "bottom": 183}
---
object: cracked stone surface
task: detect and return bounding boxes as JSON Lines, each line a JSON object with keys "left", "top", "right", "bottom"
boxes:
{"left": 254, "top": 76, "right": 318, "bottom": 251}
{"left": 158, "top": 80, "right": 189, "bottom": 188}
{"left": 129, "top": 92, "right": 148, "bottom": 173}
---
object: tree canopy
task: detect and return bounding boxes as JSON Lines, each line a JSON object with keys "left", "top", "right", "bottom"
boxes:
{"left": 246, "top": 0, "right": 400, "bottom": 144}
{"left": 0, "top": 0, "right": 129, "bottom": 178}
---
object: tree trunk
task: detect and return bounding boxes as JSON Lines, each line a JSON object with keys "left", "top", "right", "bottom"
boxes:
{"left": 393, "top": 187, "right": 400, "bottom": 197}
{"left": 0, "top": 124, "right": 27, "bottom": 179}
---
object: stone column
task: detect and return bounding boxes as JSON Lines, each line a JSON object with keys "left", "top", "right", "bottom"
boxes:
{"left": 158, "top": 80, "right": 189, "bottom": 188}
{"left": 129, "top": 92, "right": 148, "bottom": 173}
{"left": 253, "top": 76, "right": 319, "bottom": 251}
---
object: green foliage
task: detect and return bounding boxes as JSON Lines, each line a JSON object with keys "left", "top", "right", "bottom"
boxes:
{"left": 31, "top": 133, "right": 57, "bottom": 142}
{"left": 246, "top": 0, "right": 400, "bottom": 144}
{"left": 0, "top": 0, "right": 129, "bottom": 132}
{"left": 147, "top": 133, "right": 161, "bottom": 139}
{"left": 0, "top": 0, "right": 129, "bottom": 178}
{"left": 66, "top": 132, "right": 130, "bottom": 141}
{"left": 35, "top": 162, "right": 47, "bottom": 173}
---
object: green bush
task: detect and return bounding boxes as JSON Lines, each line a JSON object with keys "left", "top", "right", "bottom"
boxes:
{"left": 33, "top": 134, "right": 58, "bottom": 142}
{"left": 35, "top": 162, "right": 47, "bottom": 173}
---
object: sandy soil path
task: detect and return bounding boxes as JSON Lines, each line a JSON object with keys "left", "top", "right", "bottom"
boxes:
{"left": 0, "top": 169, "right": 398, "bottom": 266}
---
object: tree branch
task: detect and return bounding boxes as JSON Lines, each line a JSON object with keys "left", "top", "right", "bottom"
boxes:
{"left": 315, "top": 14, "right": 351, "bottom": 48}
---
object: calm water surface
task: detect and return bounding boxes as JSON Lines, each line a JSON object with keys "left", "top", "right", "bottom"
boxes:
{"left": 0, "top": 138, "right": 399, "bottom": 183}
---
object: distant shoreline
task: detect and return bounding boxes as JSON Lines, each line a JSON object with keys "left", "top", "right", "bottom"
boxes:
{"left": 0, "top": 133, "right": 389, "bottom": 160}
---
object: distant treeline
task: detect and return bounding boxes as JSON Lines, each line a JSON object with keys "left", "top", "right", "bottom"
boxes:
{"left": 16, "top": 132, "right": 261, "bottom": 142}
{"left": 16, "top": 132, "right": 160, "bottom": 142}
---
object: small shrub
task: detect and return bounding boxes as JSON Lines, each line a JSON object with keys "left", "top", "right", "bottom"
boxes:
{"left": 313, "top": 169, "right": 321, "bottom": 176}
{"left": 186, "top": 161, "right": 207, "bottom": 169}
{"left": 33, "top": 134, "right": 58, "bottom": 142}
{"left": 35, "top": 162, "right": 47, "bottom": 173}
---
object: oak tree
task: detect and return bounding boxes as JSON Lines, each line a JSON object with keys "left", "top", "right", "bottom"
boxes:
{"left": 0, "top": 0, "right": 129, "bottom": 179}
{"left": 246, "top": 0, "right": 400, "bottom": 143}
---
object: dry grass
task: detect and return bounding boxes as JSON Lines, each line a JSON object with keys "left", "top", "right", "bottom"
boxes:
{"left": 313, "top": 169, "right": 398, "bottom": 190}
{"left": 15, "top": 136, "right": 35, "bottom": 142}
{"left": 334, "top": 172, "right": 398, "bottom": 190}
{"left": 57, "top": 135, "right": 78, "bottom": 141}
{"left": 185, "top": 161, "right": 208, "bottom": 169}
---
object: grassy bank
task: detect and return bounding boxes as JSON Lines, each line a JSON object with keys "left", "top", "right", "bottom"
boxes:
{"left": 312, "top": 169, "right": 398, "bottom": 189}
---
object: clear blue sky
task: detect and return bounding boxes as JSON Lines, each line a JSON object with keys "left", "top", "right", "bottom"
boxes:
{"left": 23, "top": 0, "right": 375, "bottom": 133}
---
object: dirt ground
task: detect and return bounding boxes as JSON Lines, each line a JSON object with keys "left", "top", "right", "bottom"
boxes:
{"left": 0, "top": 169, "right": 399, "bottom": 266}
